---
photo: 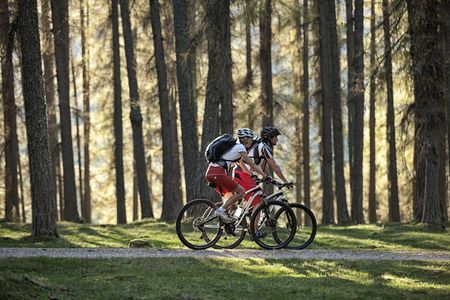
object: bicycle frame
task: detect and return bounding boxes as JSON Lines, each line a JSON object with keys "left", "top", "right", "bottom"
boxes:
{"left": 231, "top": 185, "right": 264, "bottom": 226}
{"left": 197, "top": 180, "right": 284, "bottom": 230}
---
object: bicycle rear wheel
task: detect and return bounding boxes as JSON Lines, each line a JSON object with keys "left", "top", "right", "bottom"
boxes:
{"left": 176, "top": 199, "right": 222, "bottom": 250}
{"left": 249, "top": 200, "right": 297, "bottom": 250}
{"left": 274, "top": 203, "right": 317, "bottom": 249}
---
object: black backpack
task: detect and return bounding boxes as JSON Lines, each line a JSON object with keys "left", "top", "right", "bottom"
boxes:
{"left": 205, "top": 134, "right": 237, "bottom": 163}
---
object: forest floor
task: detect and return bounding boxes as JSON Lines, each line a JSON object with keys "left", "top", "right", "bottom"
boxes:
{"left": 1, "top": 221, "right": 449, "bottom": 299}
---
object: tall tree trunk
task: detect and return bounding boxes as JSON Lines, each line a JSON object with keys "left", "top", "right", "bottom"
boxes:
{"left": 332, "top": 0, "right": 351, "bottom": 225}
{"left": 150, "top": 0, "right": 182, "bottom": 221}
{"left": 70, "top": 54, "right": 84, "bottom": 222}
{"left": 0, "top": 0, "right": 20, "bottom": 222}
{"left": 407, "top": 0, "right": 446, "bottom": 227}
{"left": 317, "top": 0, "right": 335, "bottom": 225}
{"left": 163, "top": 1, "right": 183, "bottom": 217}
{"left": 319, "top": 0, "right": 349, "bottom": 224}
{"left": 17, "top": 0, "right": 58, "bottom": 239}
{"left": 219, "top": 2, "right": 233, "bottom": 135}
{"left": 345, "top": 0, "right": 355, "bottom": 193}
{"left": 80, "top": 0, "right": 91, "bottom": 223}
{"left": 244, "top": 0, "right": 255, "bottom": 128}
{"left": 351, "top": 0, "right": 364, "bottom": 224}
{"left": 195, "top": 0, "right": 232, "bottom": 200}
{"left": 368, "top": 0, "right": 377, "bottom": 223}
{"left": 172, "top": 0, "right": 198, "bottom": 203}
{"left": 442, "top": 0, "right": 450, "bottom": 223}
{"left": 260, "top": 0, "right": 273, "bottom": 127}
{"left": 119, "top": 0, "right": 153, "bottom": 218}
{"left": 170, "top": 89, "right": 183, "bottom": 208}
{"left": 18, "top": 152, "right": 26, "bottom": 222}
{"left": 302, "top": 0, "right": 311, "bottom": 225}
{"left": 41, "top": 0, "right": 58, "bottom": 222}
{"left": 294, "top": 2, "right": 302, "bottom": 209}
{"left": 382, "top": 0, "right": 400, "bottom": 222}
{"left": 133, "top": 162, "right": 138, "bottom": 221}
{"left": 111, "top": 0, "right": 126, "bottom": 224}
{"left": 57, "top": 146, "right": 64, "bottom": 220}
{"left": 50, "top": 0, "right": 79, "bottom": 222}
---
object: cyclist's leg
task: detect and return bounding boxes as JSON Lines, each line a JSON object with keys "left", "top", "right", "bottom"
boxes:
{"left": 220, "top": 184, "right": 245, "bottom": 210}
{"left": 234, "top": 170, "right": 263, "bottom": 234}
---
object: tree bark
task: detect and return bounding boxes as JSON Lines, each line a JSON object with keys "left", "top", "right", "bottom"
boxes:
{"left": 302, "top": 0, "right": 311, "bottom": 225}
{"left": 317, "top": 0, "right": 335, "bottom": 225}
{"left": 260, "top": 0, "right": 273, "bottom": 127}
{"left": 244, "top": 0, "right": 255, "bottom": 128}
{"left": 442, "top": 0, "right": 450, "bottom": 224}
{"left": 50, "top": 0, "right": 79, "bottom": 222}
{"left": 195, "top": 0, "right": 233, "bottom": 200}
{"left": 172, "top": 0, "right": 198, "bottom": 203}
{"left": 0, "top": 0, "right": 20, "bottom": 222}
{"left": 150, "top": 0, "right": 182, "bottom": 221}
{"left": 80, "top": 0, "right": 91, "bottom": 223}
{"left": 407, "top": 0, "right": 446, "bottom": 227}
{"left": 345, "top": 0, "right": 355, "bottom": 189}
{"left": 111, "top": 0, "right": 127, "bottom": 224}
{"left": 17, "top": 0, "right": 58, "bottom": 239}
{"left": 382, "top": 0, "right": 400, "bottom": 222}
{"left": 368, "top": 0, "right": 377, "bottom": 223}
{"left": 70, "top": 55, "right": 84, "bottom": 223}
{"left": 351, "top": 0, "right": 364, "bottom": 224}
{"left": 219, "top": 2, "right": 233, "bottom": 135}
{"left": 119, "top": 0, "right": 153, "bottom": 218}
{"left": 162, "top": 0, "right": 183, "bottom": 218}
{"left": 41, "top": 0, "right": 58, "bottom": 222}
{"left": 18, "top": 152, "right": 26, "bottom": 222}
{"left": 294, "top": 1, "right": 302, "bottom": 209}
{"left": 133, "top": 162, "right": 138, "bottom": 221}
{"left": 332, "top": 0, "right": 351, "bottom": 225}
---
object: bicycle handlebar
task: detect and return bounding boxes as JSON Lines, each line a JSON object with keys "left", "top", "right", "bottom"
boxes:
{"left": 251, "top": 176, "right": 293, "bottom": 189}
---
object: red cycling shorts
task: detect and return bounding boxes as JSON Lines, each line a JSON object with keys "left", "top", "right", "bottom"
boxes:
{"left": 205, "top": 166, "right": 239, "bottom": 195}
{"left": 233, "top": 169, "right": 262, "bottom": 205}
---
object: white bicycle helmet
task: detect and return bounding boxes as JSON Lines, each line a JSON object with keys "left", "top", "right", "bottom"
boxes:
{"left": 236, "top": 128, "right": 255, "bottom": 139}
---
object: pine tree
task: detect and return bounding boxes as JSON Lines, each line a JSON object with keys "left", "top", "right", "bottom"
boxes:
{"left": 17, "top": 0, "right": 58, "bottom": 239}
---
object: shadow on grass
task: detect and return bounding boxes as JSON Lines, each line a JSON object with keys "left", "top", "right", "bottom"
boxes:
{"left": 1, "top": 257, "right": 449, "bottom": 299}
{"left": 1, "top": 221, "right": 449, "bottom": 251}
{"left": 314, "top": 223, "right": 450, "bottom": 251}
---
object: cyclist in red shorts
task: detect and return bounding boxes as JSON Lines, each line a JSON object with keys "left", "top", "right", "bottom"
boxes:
{"left": 205, "top": 136, "right": 267, "bottom": 223}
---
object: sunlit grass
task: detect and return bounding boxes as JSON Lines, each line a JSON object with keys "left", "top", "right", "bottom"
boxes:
{"left": 0, "top": 258, "right": 449, "bottom": 299}
{"left": 0, "top": 220, "right": 449, "bottom": 251}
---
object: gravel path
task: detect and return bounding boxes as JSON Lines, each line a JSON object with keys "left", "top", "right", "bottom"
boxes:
{"left": 1, "top": 248, "right": 449, "bottom": 261}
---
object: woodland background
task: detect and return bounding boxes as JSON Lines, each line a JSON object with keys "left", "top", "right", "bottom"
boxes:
{"left": 0, "top": 0, "right": 448, "bottom": 238}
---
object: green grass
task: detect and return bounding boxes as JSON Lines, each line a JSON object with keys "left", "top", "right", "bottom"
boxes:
{"left": 0, "top": 220, "right": 449, "bottom": 251}
{"left": 1, "top": 221, "right": 449, "bottom": 299}
{"left": 0, "top": 257, "right": 449, "bottom": 299}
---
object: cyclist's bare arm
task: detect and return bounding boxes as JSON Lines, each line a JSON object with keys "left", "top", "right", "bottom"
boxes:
{"left": 237, "top": 159, "right": 252, "bottom": 175}
{"left": 240, "top": 152, "right": 267, "bottom": 178}
{"left": 266, "top": 157, "right": 288, "bottom": 182}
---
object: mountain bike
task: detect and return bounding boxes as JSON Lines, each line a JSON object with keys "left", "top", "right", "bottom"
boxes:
{"left": 175, "top": 178, "right": 297, "bottom": 250}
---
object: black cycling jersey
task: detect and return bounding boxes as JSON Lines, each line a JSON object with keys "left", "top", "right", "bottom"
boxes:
{"left": 235, "top": 139, "right": 273, "bottom": 172}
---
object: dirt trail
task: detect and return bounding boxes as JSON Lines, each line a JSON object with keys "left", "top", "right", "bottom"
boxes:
{"left": 1, "top": 248, "right": 449, "bottom": 261}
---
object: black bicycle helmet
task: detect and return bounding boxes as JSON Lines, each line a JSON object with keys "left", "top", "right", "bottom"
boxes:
{"left": 260, "top": 127, "right": 281, "bottom": 139}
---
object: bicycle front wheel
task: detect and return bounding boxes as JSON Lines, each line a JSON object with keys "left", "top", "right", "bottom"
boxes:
{"left": 176, "top": 199, "right": 222, "bottom": 250}
{"left": 249, "top": 200, "right": 297, "bottom": 250}
{"left": 275, "top": 203, "right": 317, "bottom": 249}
